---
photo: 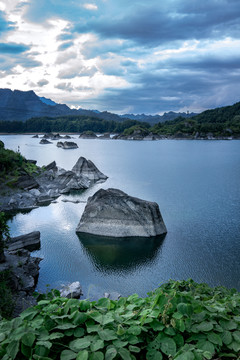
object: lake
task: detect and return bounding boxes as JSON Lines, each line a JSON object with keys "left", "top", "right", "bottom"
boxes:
{"left": 1, "top": 135, "right": 240, "bottom": 298}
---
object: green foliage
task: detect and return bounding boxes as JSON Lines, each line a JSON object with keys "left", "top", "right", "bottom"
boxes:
{"left": 0, "top": 212, "right": 10, "bottom": 262}
{"left": 0, "top": 116, "right": 150, "bottom": 135}
{"left": 0, "top": 270, "right": 15, "bottom": 319}
{"left": 0, "top": 280, "right": 240, "bottom": 359}
{"left": 123, "top": 125, "right": 150, "bottom": 136}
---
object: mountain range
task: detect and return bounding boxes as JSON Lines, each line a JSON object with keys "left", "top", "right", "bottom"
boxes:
{"left": 0, "top": 88, "right": 197, "bottom": 124}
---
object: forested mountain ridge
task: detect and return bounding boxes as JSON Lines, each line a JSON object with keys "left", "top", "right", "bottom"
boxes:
{"left": 0, "top": 88, "right": 196, "bottom": 124}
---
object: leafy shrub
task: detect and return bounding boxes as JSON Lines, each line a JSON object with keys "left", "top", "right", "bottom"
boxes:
{"left": 0, "top": 279, "right": 239, "bottom": 359}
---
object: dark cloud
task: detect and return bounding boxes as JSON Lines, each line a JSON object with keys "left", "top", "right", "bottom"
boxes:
{"left": 75, "top": 1, "right": 240, "bottom": 47}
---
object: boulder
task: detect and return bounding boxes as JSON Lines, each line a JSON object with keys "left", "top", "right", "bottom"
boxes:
{"left": 72, "top": 157, "right": 108, "bottom": 183}
{"left": 60, "top": 281, "right": 82, "bottom": 299}
{"left": 32, "top": 134, "right": 38, "bottom": 138}
{"left": 15, "top": 173, "right": 39, "bottom": 190}
{"left": 57, "top": 141, "right": 78, "bottom": 149}
{"left": 79, "top": 131, "right": 97, "bottom": 139}
{"left": 8, "top": 231, "right": 41, "bottom": 251}
{"left": 76, "top": 188, "right": 167, "bottom": 237}
{"left": 40, "top": 139, "right": 52, "bottom": 144}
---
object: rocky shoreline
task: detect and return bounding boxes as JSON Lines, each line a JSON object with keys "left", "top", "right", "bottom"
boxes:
{"left": 0, "top": 156, "right": 108, "bottom": 213}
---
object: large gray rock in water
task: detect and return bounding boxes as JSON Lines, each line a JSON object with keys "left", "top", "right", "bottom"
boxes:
{"left": 72, "top": 157, "right": 108, "bottom": 183}
{"left": 76, "top": 188, "right": 167, "bottom": 237}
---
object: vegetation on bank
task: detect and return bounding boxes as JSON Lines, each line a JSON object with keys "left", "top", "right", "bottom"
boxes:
{"left": 0, "top": 101, "right": 240, "bottom": 137}
{"left": 0, "top": 280, "right": 239, "bottom": 359}
{"left": 0, "top": 116, "right": 150, "bottom": 134}
{"left": 0, "top": 141, "right": 39, "bottom": 186}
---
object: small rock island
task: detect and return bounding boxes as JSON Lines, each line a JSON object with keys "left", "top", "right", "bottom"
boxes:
{"left": 76, "top": 188, "right": 167, "bottom": 237}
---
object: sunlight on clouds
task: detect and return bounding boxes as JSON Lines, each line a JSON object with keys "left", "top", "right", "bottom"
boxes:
{"left": 83, "top": 3, "right": 98, "bottom": 11}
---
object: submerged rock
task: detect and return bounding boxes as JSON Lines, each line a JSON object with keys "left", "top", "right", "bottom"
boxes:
{"left": 76, "top": 188, "right": 167, "bottom": 237}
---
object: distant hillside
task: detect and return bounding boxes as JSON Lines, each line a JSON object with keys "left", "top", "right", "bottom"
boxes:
{"left": 151, "top": 101, "right": 240, "bottom": 137}
{"left": 0, "top": 88, "right": 196, "bottom": 124}
{"left": 0, "top": 89, "right": 77, "bottom": 121}
{"left": 120, "top": 111, "right": 197, "bottom": 124}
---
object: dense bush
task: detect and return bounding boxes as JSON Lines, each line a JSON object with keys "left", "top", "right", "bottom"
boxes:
{"left": 0, "top": 279, "right": 239, "bottom": 359}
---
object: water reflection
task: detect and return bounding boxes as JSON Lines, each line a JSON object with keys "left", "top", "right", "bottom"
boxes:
{"left": 77, "top": 233, "right": 166, "bottom": 273}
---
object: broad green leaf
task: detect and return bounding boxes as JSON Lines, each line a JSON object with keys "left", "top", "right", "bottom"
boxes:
{"left": 70, "top": 338, "right": 91, "bottom": 352}
{"left": 219, "top": 320, "right": 237, "bottom": 330}
{"left": 20, "top": 308, "right": 39, "bottom": 320}
{"left": 221, "top": 330, "right": 232, "bottom": 345}
{"left": 164, "top": 327, "right": 176, "bottom": 336}
{"left": 21, "top": 333, "right": 36, "bottom": 347}
{"left": 87, "top": 324, "right": 101, "bottom": 333}
{"left": 0, "top": 333, "right": 5, "bottom": 342}
{"left": 127, "top": 326, "right": 141, "bottom": 335}
{"left": 73, "top": 312, "right": 88, "bottom": 325}
{"left": 160, "top": 337, "right": 176, "bottom": 356}
{"left": 89, "top": 351, "right": 104, "bottom": 360}
{"left": 79, "top": 300, "right": 91, "bottom": 312}
{"left": 102, "top": 313, "right": 114, "bottom": 325}
{"left": 173, "top": 312, "right": 183, "bottom": 320}
{"left": 96, "top": 298, "right": 110, "bottom": 309}
{"left": 36, "top": 341, "right": 52, "bottom": 349}
{"left": 74, "top": 328, "right": 85, "bottom": 338}
{"left": 177, "top": 303, "right": 193, "bottom": 317}
{"left": 203, "top": 351, "right": 213, "bottom": 360}
{"left": 105, "top": 347, "right": 117, "bottom": 360}
{"left": 76, "top": 350, "right": 89, "bottom": 360}
{"left": 146, "top": 350, "right": 163, "bottom": 360}
{"left": 49, "top": 332, "right": 65, "bottom": 340}
{"left": 21, "top": 343, "right": 32, "bottom": 358}
{"left": 98, "top": 329, "right": 117, "bottom": 341}
{"left": 129, "top": 345, "right": 140, "bottom": 353}
{"left": 230, "top": 341, "right": 240, "bottom": 352}
{"left": 89, "top": 312, "right": 103, "bottom": 324}
{"left": 56, "top": 323, "right": 77, "bottom": 330}
{"left": 116, "top": 325, "right": 125, "bottom": 336}
{"left": 113, "top": 340, "right": 128, "bottom": 348}
{"left": 196, "top": 321, "right": 213, "bottom": 332}
{"left": 232, "top": 330, "right": 240, "bottom": 342}
{"left": 207, "top": 332, "right": 222, "bottom": 345}
{"left": 197, "top": 340, "right": 215, "bottom": 354}
{"left": 60, "top": 350, "right": 77, "bottom": 360}
{"left": 150, "top": 319, "right": 164, "bottom": 331}
{"left": 174, "top": 351, "right": 194, "bottom": 360}
{"left": 118, "top": 347, "right": 131, "bottom": 360}
{"left": 6, "top": 340, "right": 19, "bottom": 359}
{"left": 34, "top": 345, "right": 50, "bottom": 357}
{"left": 90, "top": 339, "right": 104, "bottom": 352}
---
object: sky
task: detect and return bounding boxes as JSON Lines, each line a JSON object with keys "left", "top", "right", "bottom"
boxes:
{"left": 0, "top": 0, "right": 240, "bottom": 114}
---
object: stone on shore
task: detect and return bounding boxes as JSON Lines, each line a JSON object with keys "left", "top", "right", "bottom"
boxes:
{"left": 8, "top": 231, "right": 41, "bottom": 251}
{"left": 76, "top": 188, "right": 167, "bottom": 237}
{"left": 60, "top": 281, "right": 82, "bottom": 299}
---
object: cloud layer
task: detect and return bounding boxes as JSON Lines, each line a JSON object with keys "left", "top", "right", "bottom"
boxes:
{"left": 0, "top": 0, "right": 240, "bottom": 114}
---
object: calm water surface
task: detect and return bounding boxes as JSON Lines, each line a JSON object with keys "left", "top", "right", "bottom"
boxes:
{"left": 2, "top": 135, "right": 240, "bottom": 297}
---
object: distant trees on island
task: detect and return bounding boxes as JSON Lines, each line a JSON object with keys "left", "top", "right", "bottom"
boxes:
{"left": 0, "top": 101, "right": 239, "bottom": 137}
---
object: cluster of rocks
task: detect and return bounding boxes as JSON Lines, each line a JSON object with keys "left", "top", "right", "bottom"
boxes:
{"left": 0, "top": 231, "right": 42, "bottom": 317}
{"left": 35, "top": 133, "right": 73, "bottom": 144}
{"left": 57, "top": 141, "right": 78, "bottom": 149}
{"left": 0, "top": 156, "right": 108, "bottom": 212}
